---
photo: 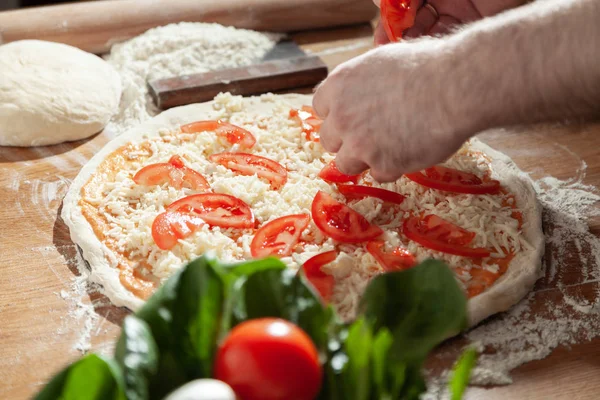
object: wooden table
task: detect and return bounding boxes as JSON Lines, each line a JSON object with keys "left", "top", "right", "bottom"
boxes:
{"left": 2, "top": 22, "right": 600, "bottom": 400}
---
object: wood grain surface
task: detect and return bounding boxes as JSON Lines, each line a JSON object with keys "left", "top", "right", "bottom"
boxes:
{"left": 0, "top": 0, "right": 377, "bottom": 54}
{"left": 1, "top": 21, "right": 600, "bottom": 400}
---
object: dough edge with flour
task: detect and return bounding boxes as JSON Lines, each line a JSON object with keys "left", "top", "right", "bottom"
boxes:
{"left": 61, "top": 94, "right": 544, "bottom": 330}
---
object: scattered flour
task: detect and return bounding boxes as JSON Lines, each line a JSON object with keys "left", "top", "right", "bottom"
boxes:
{"left": 56, "top": 250, "right": 104, "bottom": 353}
{"left": 104, "top": 23, "right": 282, "bottom": 136}
{"left": 425, "top": 167, "right": 600, "bottom": 398}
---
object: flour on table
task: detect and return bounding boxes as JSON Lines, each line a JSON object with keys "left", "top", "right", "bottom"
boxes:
{"left": 424, "top": 163, "right": 600, "bottom": 398}
{"left": 104, "top": 23, "right": 282, "bottom": 136}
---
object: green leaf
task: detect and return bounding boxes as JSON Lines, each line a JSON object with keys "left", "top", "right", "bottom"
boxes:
{"left": 35, "top": 354, "right": 125, "bottom": 400}
{"left": 114, "top": 316, "right": 159, "bottom": 400}
{"left": 134, "top": 256, "right": 225, "bottom": 398}
{"left": 397, "top": 366, "right": 426, "bottom": 400}
{"left": 239, "top": 268, "right": 333, "bottom": 350}
{"left": 171, "top": 257, "right": 224, "bottom": 378}
{"left": 371, "top": 328, "right": 395, "bottom": 400}
{"left": 358, "top": 259, "right": 468, "bottom": 363}
{"left": 449, "top": 347, "right": 478, "bottom": 400}
{"left": 341, "top": 319, "right": 373, "bottom": 400}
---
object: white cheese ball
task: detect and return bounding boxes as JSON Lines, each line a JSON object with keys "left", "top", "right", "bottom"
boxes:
{"left": 163, "top": 379, "right": 237, "bottom": 400}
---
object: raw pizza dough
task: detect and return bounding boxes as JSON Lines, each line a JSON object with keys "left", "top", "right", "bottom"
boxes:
{"left": 62, "top": 93, "right": 544, "bottom": 329}
{"left": 0, "top": 40, "right": 121, "bottom": 147}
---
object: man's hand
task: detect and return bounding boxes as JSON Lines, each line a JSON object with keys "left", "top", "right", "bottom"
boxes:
{"left": 312, "top": 41, "right": 473, "bottom": 182}
{"left": 373, "top": 0, "right": 527, "bottom": 44}
{"left": 314, "top": 0, "right": 600, "bottom": 182}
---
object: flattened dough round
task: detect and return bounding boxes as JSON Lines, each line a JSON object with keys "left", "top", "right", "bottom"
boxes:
{"left": 62, "top": 94, "right": 544, "bottom": 332}
{"left": 0, "top": 40, "right": 121, "bottom": 147}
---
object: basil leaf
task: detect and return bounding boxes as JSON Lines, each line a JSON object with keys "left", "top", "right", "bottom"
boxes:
{"left": 239, "top": 268, "right": 333, "bottom": 349}
{"left": 134, "top": 256, "right": 224, "bottom": 398}
{"left": 171, "top": 257, "right": 223, "bottom": 378}
{"left": 35, "top": 354, "right": 125, "bottom": 400}
{"left": 371, "top": 328, "right": 399, "bottom": 400}
{"left": 341, "top": 319, "right": 373, "bottom": 400}
{"left": 449, "top": 347, "right": 478, "bottom": 400}
{"left": 114, "top": 316, "right": 158, "bottom": 400}
{"left": 397, "top": 366, "right": 426, "bottom": 400}
{"left": 358, "top": 259, "right": 468, "bottom": 363}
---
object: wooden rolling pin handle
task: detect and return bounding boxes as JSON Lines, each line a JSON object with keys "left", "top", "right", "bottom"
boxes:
{"left": 148, "top": 56, "right": 328, "bottom": 110}
{"left": 0, "top": 0, "right": 378, "bottom": 54}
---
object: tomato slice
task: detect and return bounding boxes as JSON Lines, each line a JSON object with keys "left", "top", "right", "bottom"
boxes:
{"left": 210, "top": 152, "right": 288, "bottom": 189}
{"left": 180, "top": 120, "right": 256, "bottom": 148}
{"left": 366, "top": 240, "right": 416, "bottom": 271}
{"left": 152, "top": 211, "right": 205, "bottom": 250}
{"left": 337, "top": 184, "right": 406, "bottom": 204}
{"left": 302, "top": 250, "right": 337, "bottom": 302}
{"left": 318, "top": 160, "right": 361, "bottom": 184}
{"left": 133, "top": 155, "right": 210, "bottom": 191}
{"left": 215, "top": 318, "right": 322, "bottom": 400}
{"left": 405, "top": 165, "right": 501, "bottom": 194}
{"left": 251, "top": 214, "right": 311, "bottom": 258}
{"left": 380, "top": 0, "right": 419, "bottom": 42}
{"left": 167, "top": 193, "right": 254, "bottom": 229}
{"left": 403, "top": 214, "right": 491, "bottom": 258}
{"left": 311, "top": 191, "right": 383, "bottom": 243}
{"left": 290, "top": 105, "right": 323, "bottom": 141}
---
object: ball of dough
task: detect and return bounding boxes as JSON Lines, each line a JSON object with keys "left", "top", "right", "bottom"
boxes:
{"left": 0, "top": 40, "right": 121, "bottom": 147}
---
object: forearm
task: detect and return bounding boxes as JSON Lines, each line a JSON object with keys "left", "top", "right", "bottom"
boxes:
{"left": 442, "top": 0, "right": 600, "bottom": 136}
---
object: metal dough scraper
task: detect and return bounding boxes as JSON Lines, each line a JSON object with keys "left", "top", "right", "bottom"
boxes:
{"left": 148, "top": 39, "right": 328, "bottom": 110}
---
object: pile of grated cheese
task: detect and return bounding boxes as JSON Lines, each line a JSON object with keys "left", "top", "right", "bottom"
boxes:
{"left": 82, "top": 93, "right": 529, "bottom": 320}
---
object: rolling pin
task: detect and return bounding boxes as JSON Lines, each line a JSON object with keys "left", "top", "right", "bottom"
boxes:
{"left": 0, "top": 0, "right": 378, "bottom": 54}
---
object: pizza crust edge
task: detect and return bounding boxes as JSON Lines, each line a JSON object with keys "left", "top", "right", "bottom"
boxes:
{"left": 466, "top": 138, "right": 544, "bottom": 327}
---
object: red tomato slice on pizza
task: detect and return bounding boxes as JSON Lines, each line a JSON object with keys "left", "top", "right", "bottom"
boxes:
{"left": 337, "top": 184, "right": 406, "bottom": 204}
{"left": 366, "top": 240, "right": 416, "bottom": 271}
{"left": 167, "top": 193, "right": 254, "bottom": 229}
{"left": 210, "top": 152, "right": 288, "bottom": 190}
{"left": 152, "top": 211, "right": 205, "bottom": 250}
{"left": 301, "top": 250, "right": 337, "bottom": 302}
{"left": 251, "top": 214, "right": 311, "bottom": 258}
{"left": 311, "top": 191, "right": 383, "bottom": 243}
{"left": 403, "top": 214, "right": 491, "bottom": 258}
{"left": 318, "top": 160, "right": 361, "bottom": 184}
{"left": 133, "top": 155, "right": 210, "bottom": 191}
{"left": 290, "top": 105, "right": 323, "bottom": 141}
{"left": 180, "top": 120, "right": 256, "bottom": 148}
{"left": 405, "top": 165, "right": 501, "bottom": 194}
{"left": 380, "top": 0, "right": 419, "bottom": 42}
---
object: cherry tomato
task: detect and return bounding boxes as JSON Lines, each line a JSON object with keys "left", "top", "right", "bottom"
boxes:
{"left": 167, "top": 193, "right": 254, "bottom": 229}
{"left": 133, "top": 155, "right": 210, "bottom": 191}
{"left": 403, "top": 214, "right": 491, "bottom": 258}
{"left": 251, "top": 214, "right": 311, "bottom": 258}
{"left": 289, "top": 105, "right": 323, "bottom": 141}
{"left": 405, "top": 165, "right": 501, "bottom": 194}
{"left": 366, "top": 240, "right": 416, "bottom": 272}
{"left": 152, "top": 211, "right": 205, "bottom": 250}
{"left": 380, "top": 0, "right": 419, "bottom": 42}
{"left": 337, "top": 184, "right": 405, "bottom": 204}
{"left": 318, "top": 160, "right": 361, "bottom": 184}
{"left": 209, "top": 152, "right": 288, "bottom": 190}
{"left": 311, "top": 191, "right": 383, "bottom": 243}
{"left": 214, "top": 318, "right": 322, "bottom": 400}
{"left": 301, "top": 250, "right": 337, "bottom": 302}
{"left": 180, "top": 120, "right": 256, "bottom": 148}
